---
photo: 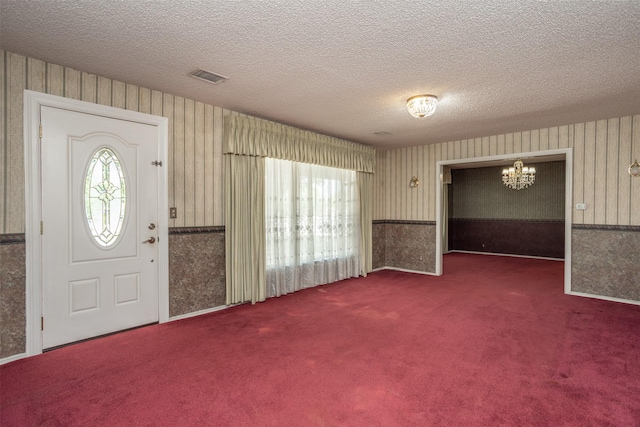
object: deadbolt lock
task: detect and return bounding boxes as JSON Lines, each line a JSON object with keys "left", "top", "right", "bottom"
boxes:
{"left": 148, "top": 223, "right": 156, "bottom": 230}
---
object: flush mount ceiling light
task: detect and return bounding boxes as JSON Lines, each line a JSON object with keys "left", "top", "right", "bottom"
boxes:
{"left": 406, "top": 95, "right": 438, "bottom": 118}
{"left": 502, "top": 158, "right": 536, "bottom": 190}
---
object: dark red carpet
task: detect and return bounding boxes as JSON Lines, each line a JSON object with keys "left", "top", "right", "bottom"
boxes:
{"left": 2, "top": 253, "right": 640, "bottom": 426}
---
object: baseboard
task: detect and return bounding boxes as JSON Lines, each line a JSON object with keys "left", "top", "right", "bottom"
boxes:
{"left": 168, "top": 303, "right": 241, "bottom": 322}
{"left": 568, "top": 291, "right": 640, "bottom": 306}
{"left": 448, "top": 250, "right": 564, "bottom": 262}
{"left": 372, "top": 266, "right": 438, "bottom": 276}
{"left": 1, "top": 307, "right": 237, "bottom": 365}
{"left": 0, "top": 352, "right": 28, "bottom": 366}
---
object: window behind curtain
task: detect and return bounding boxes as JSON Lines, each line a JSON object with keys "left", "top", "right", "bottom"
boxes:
{"left": 265, "top": 158, "right": 360, "bottom": 297}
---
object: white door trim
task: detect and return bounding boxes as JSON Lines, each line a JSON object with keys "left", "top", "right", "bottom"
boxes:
{"left": 435, "top": 148, "right": 573, "bottom": 294}
{"left": 24, "top": 90, "right": 169, "bottom": 356}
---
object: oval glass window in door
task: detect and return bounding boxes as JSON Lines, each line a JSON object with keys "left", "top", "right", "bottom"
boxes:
{"left": 84, "top": 147, "right": 127, "bottom": 247}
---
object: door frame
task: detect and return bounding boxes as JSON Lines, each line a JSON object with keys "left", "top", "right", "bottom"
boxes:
{"left": 24, "top": 90, "right": 170, "bottom": 356}
{"left": 435, "top": 148, "right": 573, "bottom": 294}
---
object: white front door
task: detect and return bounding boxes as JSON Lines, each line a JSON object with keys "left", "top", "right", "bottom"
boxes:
{"left": 41, "top": 106, "right": 160, "bottom": 349}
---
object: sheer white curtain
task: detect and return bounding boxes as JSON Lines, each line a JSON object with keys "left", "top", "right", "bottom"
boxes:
{"left": 265, "top": 158, "right": 360, "bottom": 297}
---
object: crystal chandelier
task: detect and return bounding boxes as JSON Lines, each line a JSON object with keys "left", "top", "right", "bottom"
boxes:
{"left": 406, "top": 95, "right": 438, "bottom": 118}
{"left": 502, "top": 158, "right": 536, "bottom": 190}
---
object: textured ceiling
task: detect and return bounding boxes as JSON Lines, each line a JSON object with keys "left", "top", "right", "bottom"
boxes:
{"left": 2, "top": 1, "right": 639, "bottom": 149}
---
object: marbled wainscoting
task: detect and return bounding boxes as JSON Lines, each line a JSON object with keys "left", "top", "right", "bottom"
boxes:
{"left": 0, "top": 235, "right": 26, "bottom": 359}
{"left": 372, "top": 222, "right": 386, "bottom": 270}
{"left": 572, "top": 226, "right": 640, "bottom": 302}
{"left": 168, "top": 227, "right": 226, "bottom": 317}
{"left": 372, "top": 221, "right": 436, "bottom": 273}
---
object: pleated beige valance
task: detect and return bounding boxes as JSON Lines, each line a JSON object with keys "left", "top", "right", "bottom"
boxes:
{"left": 224, "top": 115, "right": 375, "bottom": 173}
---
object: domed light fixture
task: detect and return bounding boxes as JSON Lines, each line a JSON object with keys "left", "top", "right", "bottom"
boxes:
{"left": 406, "top": 95, "right": 438, "bottom": 118}
{"left": 502, "top": 158, "right": 536, "bottom": 190}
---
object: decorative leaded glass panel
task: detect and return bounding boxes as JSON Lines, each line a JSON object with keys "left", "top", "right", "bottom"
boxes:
{"left": 84, "top": 148, "right": 127, "bottom": 247}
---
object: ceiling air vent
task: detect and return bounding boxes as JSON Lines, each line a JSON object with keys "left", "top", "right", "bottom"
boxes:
{"left": 190, "top": 69, "right": 228, "bottom": 84}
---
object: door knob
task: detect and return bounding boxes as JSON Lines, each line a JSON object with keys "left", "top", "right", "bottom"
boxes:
{"left": 142, "top": 237, "right": 156, "bottom": 244}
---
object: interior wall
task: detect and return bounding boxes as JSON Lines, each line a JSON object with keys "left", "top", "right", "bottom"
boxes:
{"left": 0, "top": 50, "right": 237, "bottom": 357}
{"left": 0, "top": 50, "right": 230, "bottom": 233}
{"left": 374, "top": 121, "right": 640, "bottom": 225}
{"left": 0, "top": 50, "right": 237, "bottom": 359}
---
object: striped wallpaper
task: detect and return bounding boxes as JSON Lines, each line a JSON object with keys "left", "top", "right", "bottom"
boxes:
{"left": 2, "top": 50, "right": 640, "bottom": 233}
{"left": 374, "top": 117, "right": 640, "bottom": 225}
{"left": 1, "top": 50, "right": 231, "bottom": 233}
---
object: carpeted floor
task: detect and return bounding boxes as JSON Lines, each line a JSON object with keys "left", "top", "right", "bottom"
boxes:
{"left": 2, "top": 253, "right": 640, "bottom": 426}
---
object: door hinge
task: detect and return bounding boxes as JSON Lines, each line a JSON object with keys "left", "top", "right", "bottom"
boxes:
{"left": 40, "top": 221, "right": 44, "bottom": 235}
{"left": 39, "top": 123, "right": 43, "bottom": 139}
{"left": 41, "top": 317, "right": 44, "bottom": 331}
{"left": 151, "top": 160, "right": 163, "bottom": 167}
